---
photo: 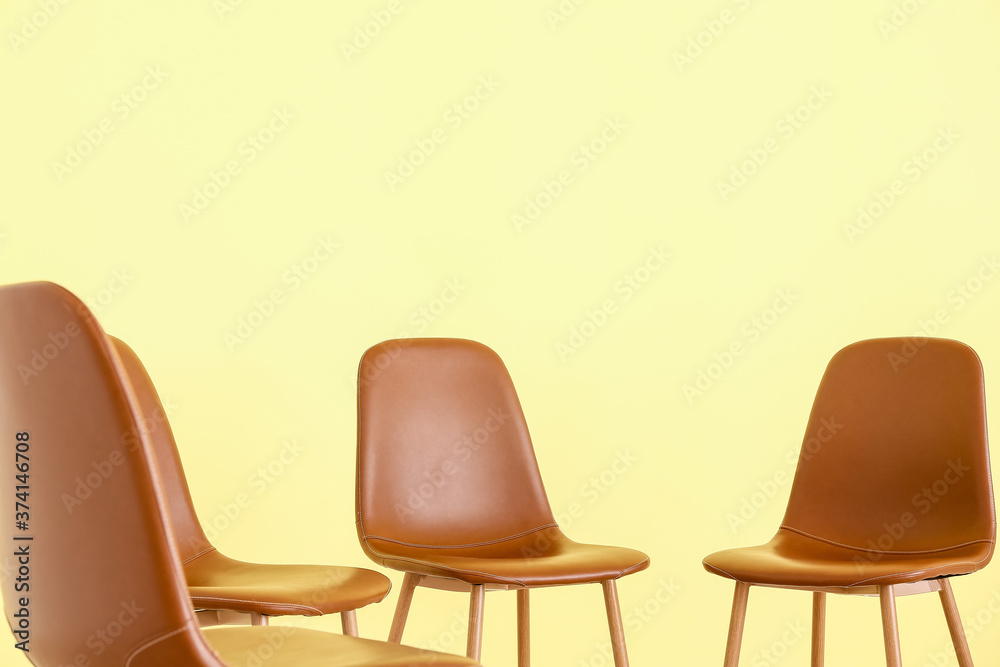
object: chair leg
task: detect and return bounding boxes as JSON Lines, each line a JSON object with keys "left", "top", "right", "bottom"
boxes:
{"left": 879, "top": 585, "right": 902, "bottom": 667}
{"left": 341, "top": 609, "right": 359, "bottom": 637}
{"left": 602, "top": 579, "right": 630, "bottom": 667}
{"left": 388, "top": 573, "right": 421, "bottom": 643}
{"left": 724, "top": 582, "right": 751, "bottom": 667}
{"left": 517, "top": 588, "right": 530, "bottom": 667}
{"left": 938, "top": 578, "right": 974, "bottom": 667}
{"left": 250, "top": 613, "right": 268, "bottom": 626}
{"left": 811, "top": 592, "right": 826, "bottom": 667}
{"left": 467, "top": 584, "right": 486, "bottom": 661}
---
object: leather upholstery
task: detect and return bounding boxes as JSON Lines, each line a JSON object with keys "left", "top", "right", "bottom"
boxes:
{"left": 0, "top": 281, "right": 224, "bottom": 665}
{"left": 356, "top": 338, "right": 649, "bottom": 586}
{"left": 202, "top": 626, "right": 475, "bottom": 666}
{"left": 704, "top": 337, "right": 996, "bottom": 588}
{"left": 111, "top": 338, "right": 391, "bottom": 617}
{"left": 0, "top": 281, "right": 477, "bottom": 667}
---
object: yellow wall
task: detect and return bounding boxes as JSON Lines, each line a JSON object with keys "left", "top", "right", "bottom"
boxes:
{"left": 3, "top": 1, "right": 1000, "bottom": 664}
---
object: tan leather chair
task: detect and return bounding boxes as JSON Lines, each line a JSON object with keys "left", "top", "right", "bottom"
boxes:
{"left": 109, "top": 336, "right": 391, "bottom": 634}
{"left": 703, "top": 337, "right": 996, "bottom": 667}
{"left": 356, "top": 338, "right": 650, "bottom": 666}
{"left": 0, "top": 281, "right": 479, "bottom": 667}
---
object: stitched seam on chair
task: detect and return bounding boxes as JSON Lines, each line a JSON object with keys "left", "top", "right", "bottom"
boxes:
{"left": 365, "top": 523, "right": 560, "bottom": 550}
{"left": 971, "top": 355, "right": 998, "bottom": 548}
{"left": 124, "top": 620, "right": 196, "bottom": 667}
{"left": 702, "top": 562, "right": 742, "bottom": 582}
{"left": 780, "top": 525, "right": 994, "bottom": 555}
{"left": 372, "top": 549, "right": 529, "bottom": 587}
{"left": 188, "top": 596, "right": 322, "bottom": 615}
{"left": 181, "top": 546, "right": 217, "bottom": 565}
{"left": 614, "top": 559, "right": 650, "bottom": 579}
{"left": 849, "top": 556, "right": 991, "bottom": 587}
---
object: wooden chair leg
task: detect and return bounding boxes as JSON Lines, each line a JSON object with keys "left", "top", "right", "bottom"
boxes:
{"left": 388, "top": 572, "right": 421, "bottom": 643}
{"left": 250, "top": 612, "right": 268, "bottom": 626}
{"left": 811, "top": 592, "right": 826, "bottom": 667}
{"left": 724, "top": 582, "right": 751, "bottom": 667}
{"left": 938, "top": 578, "right": 974, "bottom": 667}
{"left": 879, "top": 585, "right": 902, "bottom": 667}
{"left": 517, "top": 588, "right": 530, "bottom": 667}
{"left": 467, "top": 584, "right": 486, "bottom": 661}
{"left": 341, "top": 609, "right": 359, "bottom": 637}
{"left": 602, "top": 579, "right": 630, "bottom": 667}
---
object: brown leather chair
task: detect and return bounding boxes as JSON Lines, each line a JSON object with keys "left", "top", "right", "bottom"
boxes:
{"left": 0, "top": 281, "right": 479, "bottom": 667}
{"left": 109, "top": 336, "right": 391, "bottom": 634}
{"left": 703, "top": 337, "right": 996, "bottom": 667}
{"left": 356, "top": 338, "right": 650, "bottom": 665}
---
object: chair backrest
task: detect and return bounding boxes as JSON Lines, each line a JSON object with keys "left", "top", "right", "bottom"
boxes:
{"left": 782, "top": 337, "right": 996, "bottom": 559}
{"left": 109, "top": 336, "right": 214, "bottom": 561}
{"left": 0, "top": 282, "right": 222, "bottom": 666}
{"left": 356, "top": 338, "right": 557, "bottom": 549}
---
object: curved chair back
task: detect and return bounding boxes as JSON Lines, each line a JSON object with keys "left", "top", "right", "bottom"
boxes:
{"left": 783, "top": 337, "right": 995, "bottom": 558}
{"left": 356, "top": 338, "right": 556, "bottom": 549}
{"left": 0, "top": 282, "right": 222, "bottom": 666}
{"left": 110, "top": 336, "right": 214, "bottom": 560}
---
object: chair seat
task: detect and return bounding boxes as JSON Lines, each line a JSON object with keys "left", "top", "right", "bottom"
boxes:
{"left": 703, "top": 527, "right": 994, "bottom": 589}
{"left": 203, "top": 626, "right": 479, "bottom": 666}
{"left": 365, "top": 527, "right": 649, "bottom": 587}
{"left": 186, "top": 549, "right": 392, "bottom": 616}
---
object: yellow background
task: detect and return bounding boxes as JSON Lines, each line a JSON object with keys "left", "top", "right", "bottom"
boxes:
{"left": 3, "top": 0, "right": 1000, "bottom": 665}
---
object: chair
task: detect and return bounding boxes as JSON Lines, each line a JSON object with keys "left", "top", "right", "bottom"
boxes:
{"left": 109, "top": 336, "right": 391, "bottom": 635}
{"left": 703, "top": 337, "right": 995, "bottom": 667}
{"left": 0, "top": 281, "right": 480, "bottom": 667}
{"left": 356, "top": 338, "right": 650, "bottom": 665}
